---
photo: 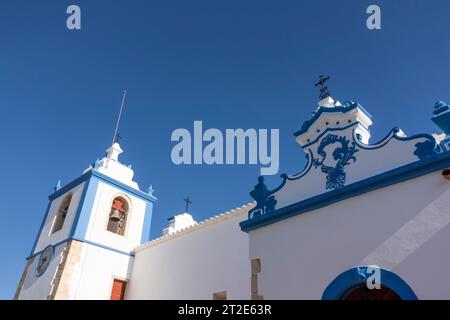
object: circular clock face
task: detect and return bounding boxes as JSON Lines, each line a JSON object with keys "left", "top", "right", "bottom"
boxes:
{"left": 36, "top": 245, "right": 54, "bottom": 276}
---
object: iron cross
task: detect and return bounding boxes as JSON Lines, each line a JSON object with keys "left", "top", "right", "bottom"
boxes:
{"left": 314, "top": 75, "right": 331, "bottom": 100}
{"left": 114, "top": 133, "right": 122, "bottom": 144}
{"left": 184, "top": 196, "right": 192, "bottom": 213}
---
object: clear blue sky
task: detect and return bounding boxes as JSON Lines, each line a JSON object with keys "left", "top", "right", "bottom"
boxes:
{"left": 1, "top": 0, "right": 449, "bottom": 299}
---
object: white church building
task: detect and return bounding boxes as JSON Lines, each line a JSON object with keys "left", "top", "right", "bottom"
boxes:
{"left": 14, "top": 90, "right": 450, "bottom": 300}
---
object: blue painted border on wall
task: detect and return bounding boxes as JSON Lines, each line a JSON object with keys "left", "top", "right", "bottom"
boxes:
{"left": 276, "top": 127, "right": 437, "bottom": 202}
{"left": 354, "top": 127, "right": 437, "bottom": 151}
{"left": 89, "top": 171, "right": 156, "bottom": 244}
{"left": 69, "top": 173, "right": 156, "bottom": 241}
{"left": 27, "top": 237, "right": 134, "bottom": 259}
{"left": 77, "top": 238, "right": 135, "bottom": 257}
{"left": 141, "top": 202, "right": 154, "bottom": 243}
{"left": 301, "top": 122, "right": 362, "bottom": 149}
{"left": 240, "top": 151, "right": 450, "bottom": 232}
{"left": 29, "top": 201, "right": 53, "bottom": 257}
{"left": 266, "top": 150, "right": 314, "bottom": 198}
{"left": 48, "top": 169, "right": 157, "bottom": 203}
{"left": 92, "top": 170, "right": 157, "bottom": 203}
{"left": 29, "top": 168, "right": 156, "bottom": 258}
{"left": 49, "top": 171, "right": 91, "bottom": 201}
{"left": 322, "top": 266, "right": 418, "bottom": 300}
{"left": 30, "top": 174, "right": 91, "bottom": 256}
{"left": 294, "top": 103, "right": 373, "bottom": 137}
{"left": 70, "top": 177, "right": 99, "bottom": 239}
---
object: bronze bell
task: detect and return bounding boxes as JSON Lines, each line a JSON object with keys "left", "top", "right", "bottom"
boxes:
{"left": 109, "top": 209, "right": 122, "bottom": 222}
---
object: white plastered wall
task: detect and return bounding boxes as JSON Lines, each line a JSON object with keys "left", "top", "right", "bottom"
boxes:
{"left": 249, "top": 171, "right": 450, "bottom": 299}
{"left": 17, "top": 243, "right": 66, "bottom": 300}
{"left": 34, "top": 182, "right": 85, "bottom": 254}
{"left": 68, "top": 243, "right": 133, "bottom": 300}
{"left": 84, "top": 180, "right": 148, "bottom": 253}
{"left": 126, "top": 205, "right": 253, "bottom": 300}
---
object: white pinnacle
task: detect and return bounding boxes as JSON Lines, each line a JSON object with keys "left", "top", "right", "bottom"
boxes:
{"left": 106, "top": 143, "right": 123, "bottom": 162}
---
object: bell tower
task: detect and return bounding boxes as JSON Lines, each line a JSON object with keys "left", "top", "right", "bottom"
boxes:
{"left": 14, "top": 142, "right": 156, "bottom": 300}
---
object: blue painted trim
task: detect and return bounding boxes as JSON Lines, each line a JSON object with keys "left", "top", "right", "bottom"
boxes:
{"left": 29, "top": 201, "right": 53, "bottom": 256}
{"left": 69, "top": 170, "right": 157, "bottom": 240}
{"left": 294, "top": 102, "right": 372, "bottom": 137}
{"left": 353, "top": 127, "right": 400, "bottom": 150}
{"left": 69, "top": 177, "right": 96, "bottom": 239}
{"left": 432, "top": 101, "right": 450, "bottom": 116}
{"left": 92, "top": 170, "right": 157, "bottom": 202}
{"left": 48, "top": 169, "right": 157, "bottom": 203}
{"left": 35, "top": 245, "right": 55, "bottom": 277}
{"left": 240, "top": 151, "right": 450, "bottom": 232}
{"left": 76, "top": 238, "right": 135, "bottom": 257}
{"left": 28, "top": 168, "right": 154, "bottom": 263}
{"left": 322, "top": 266, "right": 418, "bottom": 300}
{"left": 89, "top": 170, "right": 157, "bottom": 244}
{"left": 266, "top": 149, "right": 314, "bottom": 198}
{"left": 30, "top": 172, "right": 91, "bottom": 256}
{"left": 31, "top": 172, "right": 92, "bottom": 256}
{"left": 301, "top": 122, "right": 362, "bottom": 149}
{"left": 27, "top": 237, "right": 134, "bottom": 260}
{"left": 48, "top": 171, "right": 91, "bottom": 201}
{"left": 353, "top": 127, "right": 438, "bottom": 151}
{"left": 140, "top": 202, "right": 154, "bottom": 243}
{"left": 30, "top": 171, "right": 91, "bottom": 257}
{"left": 30, "top": 239, "right": 69, "bottom": 258}
{"left": 27, "top": 238, "right": 76, "bottom": 260}
{"left": 432, "top": 101, "right": 450, "bottom": 134}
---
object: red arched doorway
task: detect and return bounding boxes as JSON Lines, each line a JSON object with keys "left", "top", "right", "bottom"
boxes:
{"left": 340, "top": 283, "right": 401, "bottom": 300}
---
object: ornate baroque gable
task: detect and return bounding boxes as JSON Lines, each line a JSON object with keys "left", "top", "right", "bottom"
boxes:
{"left": 241, "top": 98, "right": 450, "bottom": 231}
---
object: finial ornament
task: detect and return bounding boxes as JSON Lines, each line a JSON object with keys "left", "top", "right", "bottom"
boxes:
{"left": 94, "top": 158, "right": 101, "bottom": 169}
{"left": 248, "top": 176, "right": 277, "bottom": 218}
{"left": 315, "top": 75, "right": 331, "bottom": 100}
{"left": 54, "top": 180, "right": 62, "bottom": 191}
{"left": 432, "top": 100, "right": 450, "bottom": 139}
{"left": 433, "top": 100, "right": 449, "bottom": 116}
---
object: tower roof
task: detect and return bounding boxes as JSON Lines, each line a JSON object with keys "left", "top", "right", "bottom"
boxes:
{"left": 84, "top": 142, "right": 140, "bottom": 190}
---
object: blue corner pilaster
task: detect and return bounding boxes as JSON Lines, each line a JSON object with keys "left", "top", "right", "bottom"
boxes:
{"left": 29, "top": 201, "right": 53, "bottom": 257}
{"left": 140, "top": 202, "right": 154, "bottom": 243}
{"left": 70, "top": 177, "right": 100, "bottom": 239}
{"left": 54, "top": 180, "right": 62, "bottom": 191}
{"left": 140, "top": 185, "right": 156, "bottom": 243}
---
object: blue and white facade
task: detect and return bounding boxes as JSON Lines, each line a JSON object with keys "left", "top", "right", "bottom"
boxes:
{"left": 241, "top": 96, "right": 450, "bottom": 299}
{"left": 15, "top": 94, "right": 450, "bottom": 300}
{"left": 15, "top": 143, "right": 156, "bottom": 300}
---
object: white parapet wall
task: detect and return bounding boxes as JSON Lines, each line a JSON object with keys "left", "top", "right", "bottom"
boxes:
{"left": 126, "top": 203, "right": 255, "bottom": 300}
